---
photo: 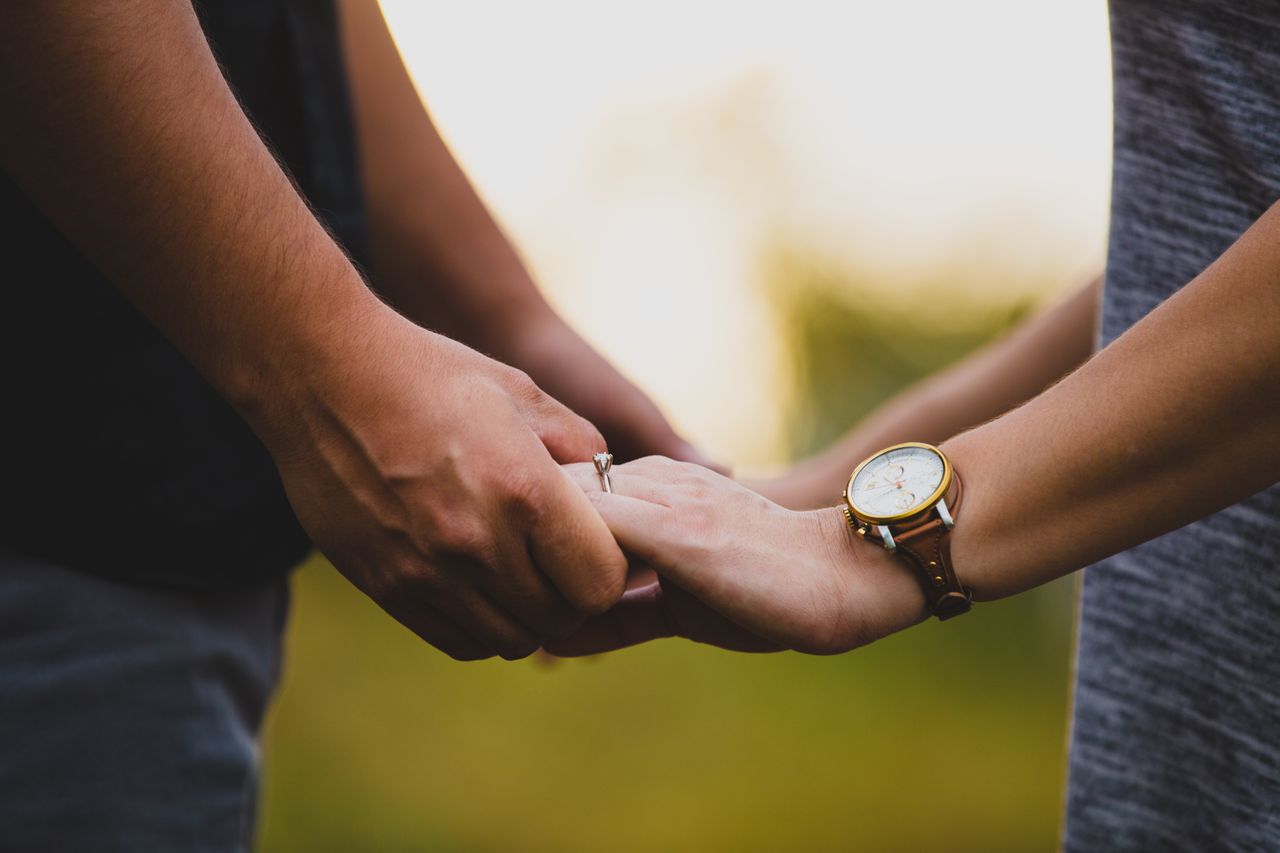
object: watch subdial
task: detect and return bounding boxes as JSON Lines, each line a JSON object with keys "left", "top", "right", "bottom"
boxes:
{"left": 879, "top": 463, "right": 905, "bottom": 484}
{"left": 893, "top": 491, "right": 918, "bottom": 511}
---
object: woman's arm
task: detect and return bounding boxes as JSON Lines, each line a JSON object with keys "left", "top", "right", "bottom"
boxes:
{"left": 550, "top": 203, "right": 1280, "bottom": 655}
{"left": 337, "top": 0, "right": 706, "bottom": 464}
{"left": 757, "top": 275, "right": 1101, "bottom": 509}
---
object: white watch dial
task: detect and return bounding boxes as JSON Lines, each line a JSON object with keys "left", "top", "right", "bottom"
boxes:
{"left": 849, "top": 445, "right": 946, "bottom": 520}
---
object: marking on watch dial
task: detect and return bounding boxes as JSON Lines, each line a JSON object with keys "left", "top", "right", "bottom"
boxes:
{"left": 850, "top": 446, "right": 945, "bottom": 518}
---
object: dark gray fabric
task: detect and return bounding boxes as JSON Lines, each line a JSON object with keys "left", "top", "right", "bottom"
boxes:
{"left": 0, "top": 548, "right": 288, "bottom": 852}
{"left": 1064, "top": 2, "right": 1280, "bottom": 849}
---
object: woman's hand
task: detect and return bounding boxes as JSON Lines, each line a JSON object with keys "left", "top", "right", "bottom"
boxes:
{"left": 548, "top": 457, "right": 929, "bottom": 656}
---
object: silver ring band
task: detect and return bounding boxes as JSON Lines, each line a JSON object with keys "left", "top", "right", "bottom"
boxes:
{"left": 592, "top": 452, "right": 614, "bottom": 494}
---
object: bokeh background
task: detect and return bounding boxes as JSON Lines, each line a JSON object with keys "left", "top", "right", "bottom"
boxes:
{"left": 259, "top": 1, "right": 1112, "bottom": 849}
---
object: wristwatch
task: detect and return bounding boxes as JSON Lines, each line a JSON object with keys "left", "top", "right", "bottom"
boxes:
{"left": 841, "top": 441, "right": 972, "bottom": 620}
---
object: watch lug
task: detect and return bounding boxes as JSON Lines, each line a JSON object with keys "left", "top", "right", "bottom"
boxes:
{"left": 936, "top": 497, "right": 955, "bottom": 530}
{"left": 876, "top": 525, "right": 897, "bottom": 552}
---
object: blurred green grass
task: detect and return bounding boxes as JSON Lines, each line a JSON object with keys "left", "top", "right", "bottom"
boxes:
{"left": 258, "top": 256, "right": 1076, "bottom": 852}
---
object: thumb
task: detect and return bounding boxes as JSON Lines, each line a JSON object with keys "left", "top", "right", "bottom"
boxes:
{"left": 543, "top": 580, "right": 674, "bottom": 656}
{"left": 527, "top": 464, "right": 628, "bottom": 614}
{"left": 526, "top": 391, "right": 607, "bottom": 464}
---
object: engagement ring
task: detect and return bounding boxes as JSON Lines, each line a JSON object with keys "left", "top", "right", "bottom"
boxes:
{"left": 592, "top": 452, "right": 614, "bottom": 493}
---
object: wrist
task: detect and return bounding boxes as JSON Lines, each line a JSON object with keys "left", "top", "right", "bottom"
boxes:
{"left": 224, "top": 287, "right": 421, "bottom": 452}
{"left": 812, "top": 506, "right": 931, "bottom": 645}
{"left": 938, "top": 430, "right": 1019, "bottom": 602}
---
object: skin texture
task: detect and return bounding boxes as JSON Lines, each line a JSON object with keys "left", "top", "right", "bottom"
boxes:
{"left": 0, "top": 0, "right": 700, "bottom": 660}
{"left": 551, "top": 211, "right": 1280, "bottom": 654}
{"left": 548, "top": 458, "right": 919, "bottom": 655}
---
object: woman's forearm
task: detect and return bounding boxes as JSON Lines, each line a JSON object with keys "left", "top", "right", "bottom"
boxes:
{"left": 339, "top": 0, "right": 555, "bottom": 355}
{"left": 768, "top": 276, "right": 1101, "bottom": 508}
{"left": 947, "top": 205, "right": 1280, "bottom": 599}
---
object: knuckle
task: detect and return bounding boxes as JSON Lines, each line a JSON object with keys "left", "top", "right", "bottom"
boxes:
{"left": 499, "top": 465, "right": 545, "bottom": 519}
{"left": 430, "top": 521, "right": 495, "bottom": 564}
{"left": 508, "top": 370, "right": 568, "bottom": 420}
{"left": 365, "top": 558, "right": 431, "bottom": 602}
{"left": 547, "top": 415, "right": 605, "bottom": 457}
{"left": 579, "top": 419, "right": 607, "bottom": 451}
{"left": 568, "top": 565, "right": 626, "bottom": 616}
{"left": 686, "top": 478, "right": 714, "bottom": 502}
{"left": 506, "top": 367, "right": 541, "bottom": 398}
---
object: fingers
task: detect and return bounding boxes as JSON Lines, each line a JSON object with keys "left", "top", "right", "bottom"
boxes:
{"left": 525, "top": 388, "right": 607, "bottom": 464}
{"left": 565, "top": 456, "right": 704, "bottom": 507}
{"left": 379, "top": 596, "right": 493, "bottom": 662}
{"left": 571, "top": 460, "right": 807, "bottom": 648}
{"left": 482, "top": 536, "right": 585, "bottom": 639}
{"left": 659, "top": 581, "right": 781, "bottom": 652}
{"left": 584, "top": 485, "right": 737, "bottom": 608}
{"left": 433, "top": 585, "right": 544, "bottom": 660}
{"left": 580, "top": 491, "right": 675, "bottom": 566}
{"left": 545, "top": 577, "right": 782, "bottom": 656}
{"left": 543, "top": 581, "right": 675, "bottom": 656}
{"left": 562, "top": 457, "right": 706, "bottom": 566}
{"left": 528, "top": 465, "right": 629, "bottom": 614}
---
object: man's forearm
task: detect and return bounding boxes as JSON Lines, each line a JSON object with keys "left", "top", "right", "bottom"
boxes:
{"left": 0, "top": 0, "right": 392, "bottom": 438}
{"left": 947, "top": 208, "right": 1280, "bottom": 599}
{"left": 0, "top": 0, "right": 635, "bottom": 658}
{"left": 771, "top": 276, "right": 1101, "bottom": 507}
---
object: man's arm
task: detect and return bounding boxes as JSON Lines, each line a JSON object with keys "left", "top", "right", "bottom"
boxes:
{"left": 337, "top": 0, "right": 709, "bottom": 464}
{"left": 550, "top": 205, "right": 1280, "bottom": 654}
{"left": 757, "top": 276, "right": 1101, "bottom": 509}
{"left": 0, "top": 0, "right": 627, "bottom": 659}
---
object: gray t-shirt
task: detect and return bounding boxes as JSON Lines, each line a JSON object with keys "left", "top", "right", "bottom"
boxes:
{"left": 1064, "top": 2, "right": 1280, "bottom": 849}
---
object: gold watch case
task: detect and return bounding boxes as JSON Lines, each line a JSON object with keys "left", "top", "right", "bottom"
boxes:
{"left": 841, "top": 441, "right": 954, "bottom": 527}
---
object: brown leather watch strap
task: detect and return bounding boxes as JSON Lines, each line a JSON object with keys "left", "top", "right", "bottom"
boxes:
{"left": 891, "top": 474, "right": 971, "bottom": 621}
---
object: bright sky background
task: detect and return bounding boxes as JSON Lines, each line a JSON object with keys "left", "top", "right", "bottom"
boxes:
{"left": 379, "top": 0, "right": 1113, "bottom": 465}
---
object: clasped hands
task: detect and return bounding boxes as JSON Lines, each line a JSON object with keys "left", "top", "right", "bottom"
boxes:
{"left": 267, "top": 312, "right": 925, "bottom": 662}
{"left": 545, "top": 455, "right": 929, "bottom": 658}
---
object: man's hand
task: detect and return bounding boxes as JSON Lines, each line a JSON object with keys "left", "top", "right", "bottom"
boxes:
{"left": 545, "top": 457, "right": 927, "bottom": 657}
{"left": 258, "top": 312, "right": 629, "bottom": 661}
